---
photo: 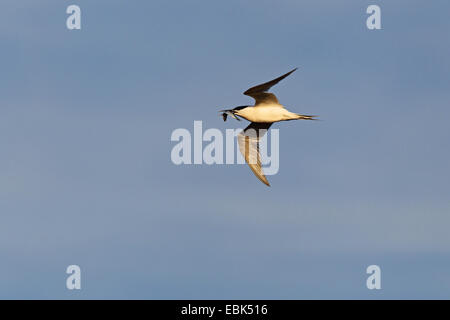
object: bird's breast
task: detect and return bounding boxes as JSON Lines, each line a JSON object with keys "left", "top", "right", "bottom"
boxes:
{"left": 238, "top": 105, "right": 287, "bottom": 123}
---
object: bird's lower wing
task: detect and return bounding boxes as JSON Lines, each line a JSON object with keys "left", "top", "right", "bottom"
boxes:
{"left": 237, "top": 122, "right": 273, "bottom": 186}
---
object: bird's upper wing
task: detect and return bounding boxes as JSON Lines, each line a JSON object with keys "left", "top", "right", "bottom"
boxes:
{"left": 237, "top": 122, "right": 273, "bottom": 186}
{"left": 243, "top": 68, "right": 297, "bottom": 106}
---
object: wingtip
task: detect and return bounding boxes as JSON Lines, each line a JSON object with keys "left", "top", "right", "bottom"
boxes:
{"left": 261, "top": 178, "right": 271, "bottom": 187}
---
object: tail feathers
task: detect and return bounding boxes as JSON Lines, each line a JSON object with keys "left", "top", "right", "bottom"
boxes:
{"left": 296, "top": 114, "right": 318, "bottom": 120}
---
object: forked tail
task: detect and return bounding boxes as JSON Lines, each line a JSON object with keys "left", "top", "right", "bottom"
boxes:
{"left": 296, "top": 114, "right": 318, "bottom": 120}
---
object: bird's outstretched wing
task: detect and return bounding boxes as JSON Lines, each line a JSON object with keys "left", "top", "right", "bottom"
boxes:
{"left": 243, "top": 68, "right": 297, "bottom": 106}
{"left": 237, "top": 122, "right": 273, "bottom": 186}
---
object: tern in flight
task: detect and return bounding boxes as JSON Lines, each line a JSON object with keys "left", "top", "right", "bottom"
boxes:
{"left": 220, "top": 68, "right": 317, "bottom": 186}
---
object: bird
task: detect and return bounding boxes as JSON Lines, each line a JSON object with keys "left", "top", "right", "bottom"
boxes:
{"left": 220, "top": 68, "right": 316, "bottom": 186}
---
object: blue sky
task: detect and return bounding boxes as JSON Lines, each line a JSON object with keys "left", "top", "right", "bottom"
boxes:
{"left": 1, "top": 0, "right": 450, "bottom": 299}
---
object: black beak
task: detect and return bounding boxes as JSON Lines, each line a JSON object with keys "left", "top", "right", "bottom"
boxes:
{"left": 219, "top": 109, "right": 241, "bottom": 121}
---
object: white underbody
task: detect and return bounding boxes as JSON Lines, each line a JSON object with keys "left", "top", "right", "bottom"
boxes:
{"left": 236, "top": 104, "right": 300, "bottom": 123}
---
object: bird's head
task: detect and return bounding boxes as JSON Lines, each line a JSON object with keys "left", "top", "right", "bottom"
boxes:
{"left": 219, "top": 106, "right": 249, "bottom": 122}
{"left": 219, "top": 110, "right": 238, "bottom": 122}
